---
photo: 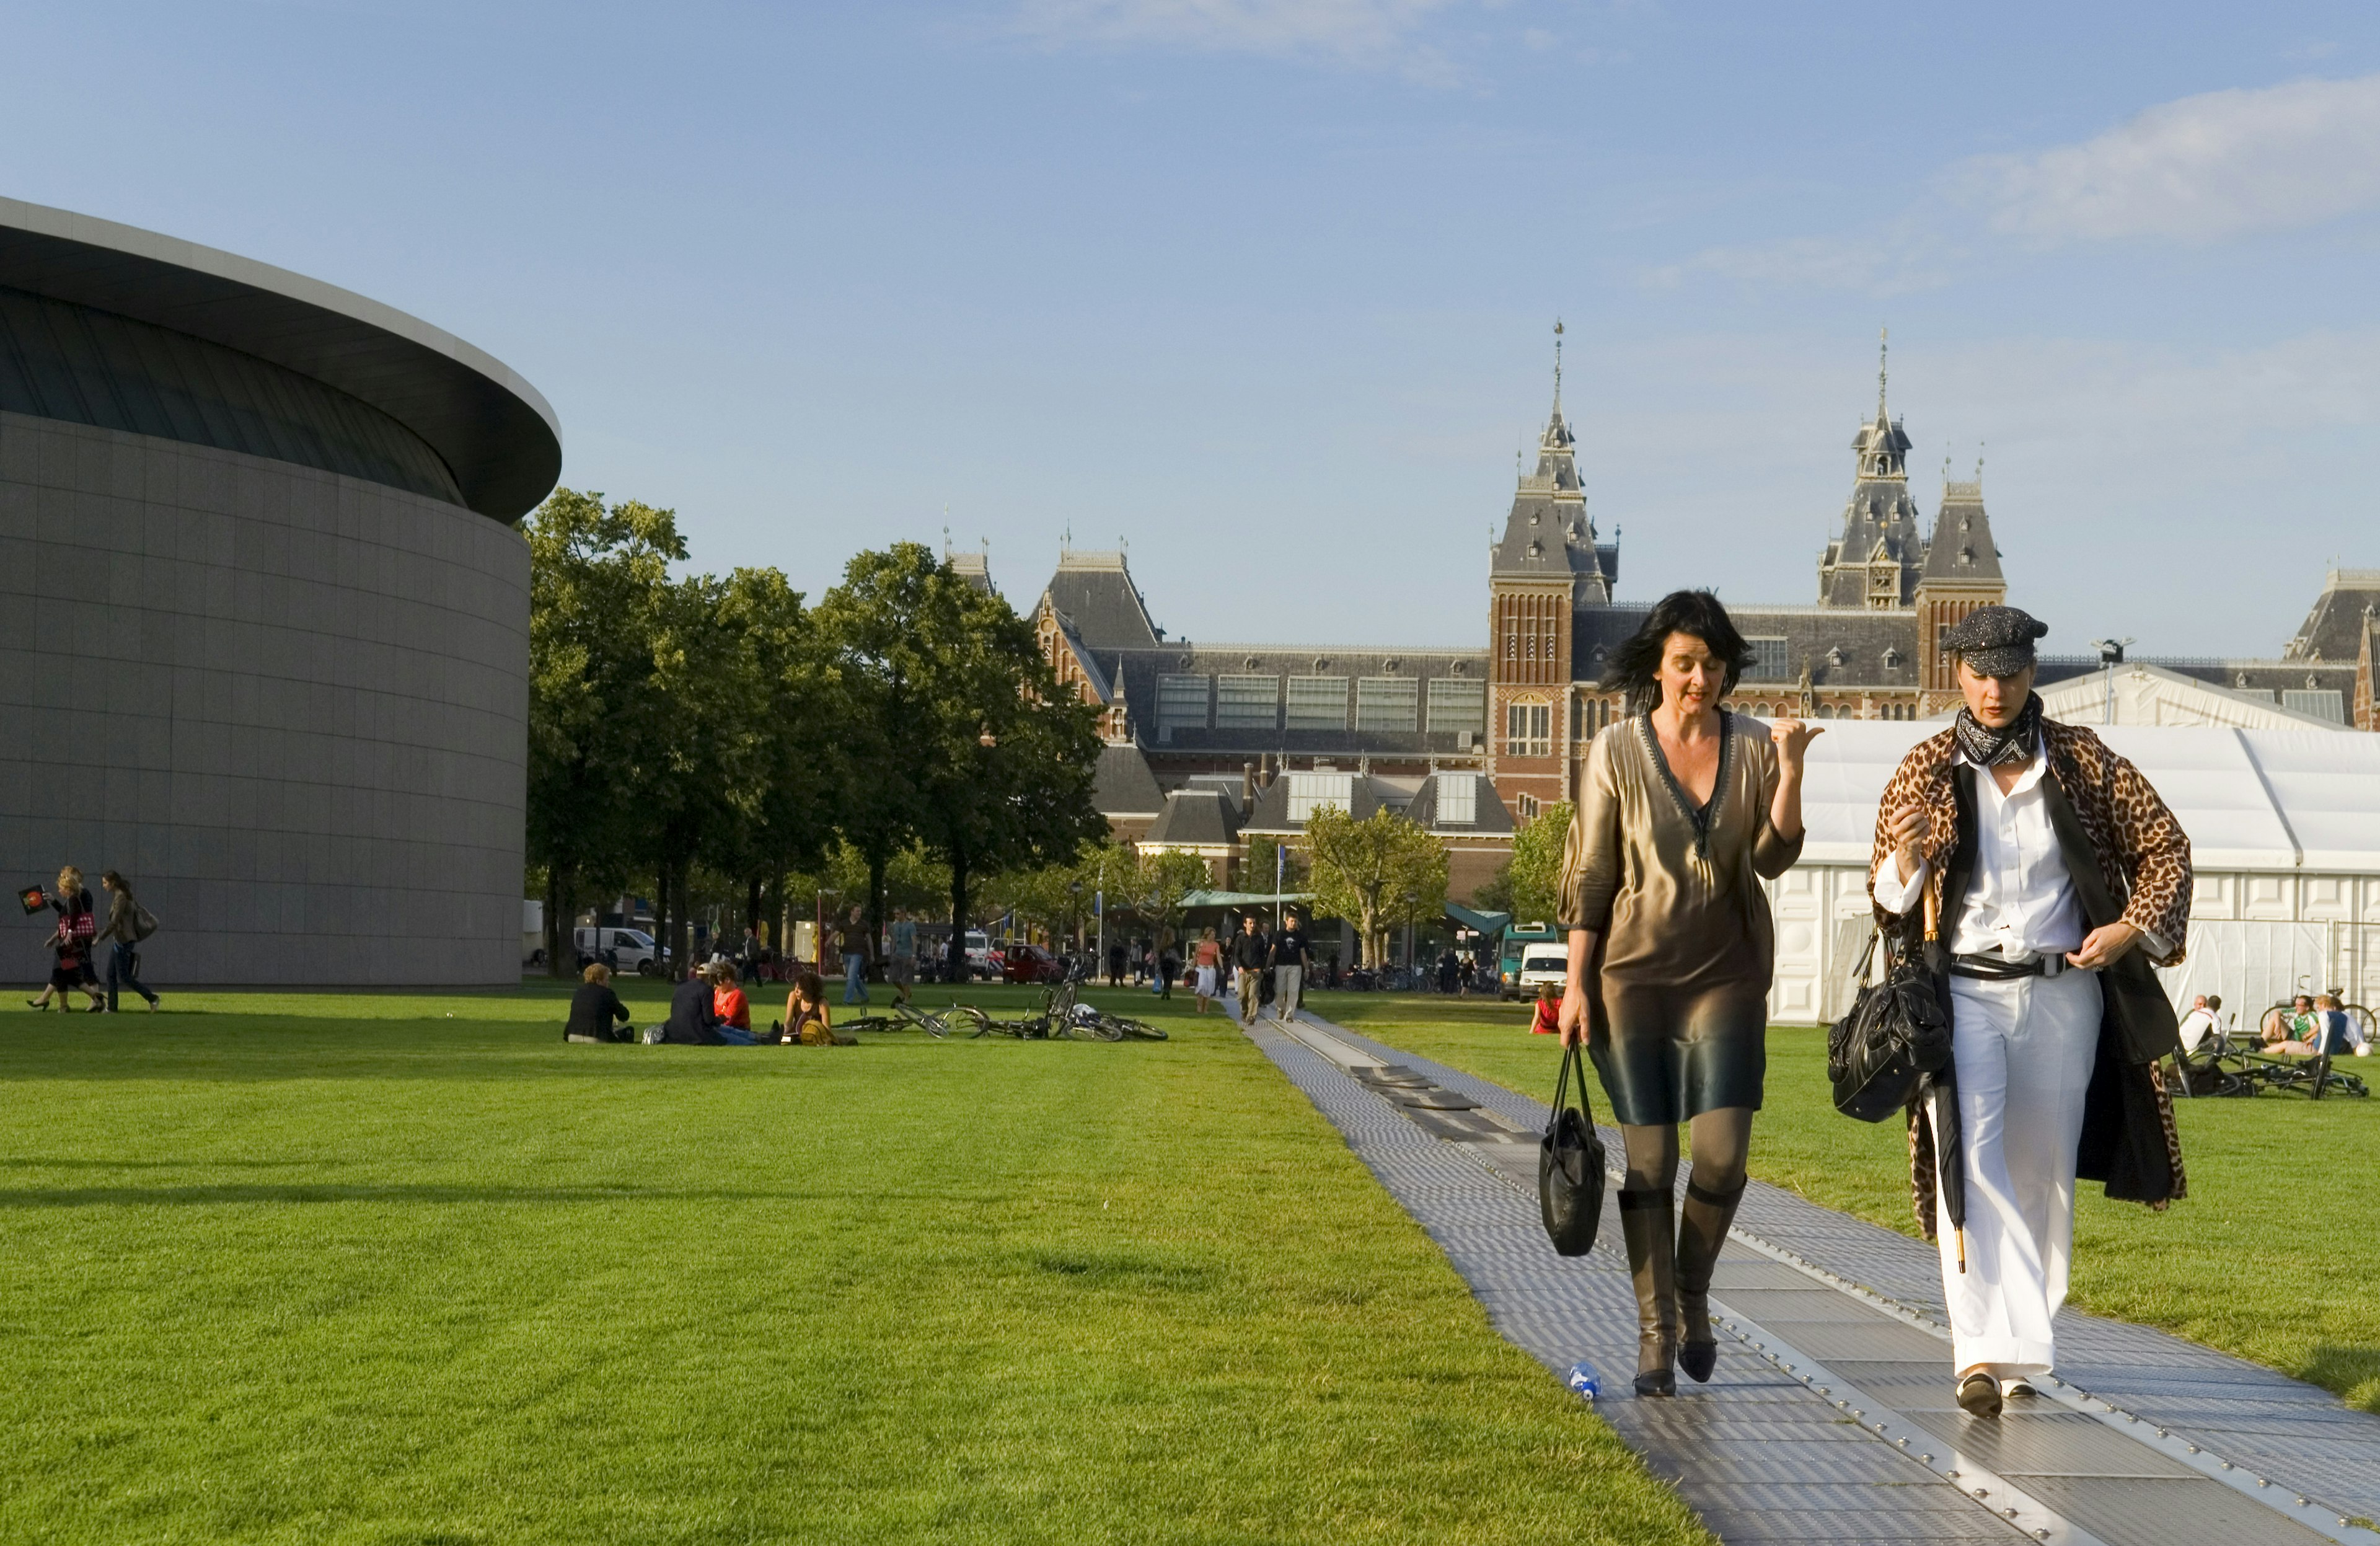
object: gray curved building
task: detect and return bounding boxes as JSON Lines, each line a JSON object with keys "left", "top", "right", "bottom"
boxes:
{"left": 0, "top": 199, "right": 558, "bottom": 985}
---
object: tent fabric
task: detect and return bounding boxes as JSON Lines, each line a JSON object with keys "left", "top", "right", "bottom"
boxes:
{"left": 1444, "top": 903, "right": 1512, "bottom": 936}
{"left": 1795, "top": 723, "right": 2380, "bottom": 877}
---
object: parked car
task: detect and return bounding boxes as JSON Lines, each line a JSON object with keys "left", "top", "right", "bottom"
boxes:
{"left": 1514, "top": 941, "right": 1570, "bottom": 997}
{"left": 999, "top": 943, "right": 1065, "bottom": 984}
{"left": 574, "top": 926, "right": 666, "bottom": 976}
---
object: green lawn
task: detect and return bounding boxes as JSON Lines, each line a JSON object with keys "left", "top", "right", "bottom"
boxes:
{"left": 1, "top": 981, "right": 1706, "bottom": 1546}
{"left": 1311, "top": 991, "right": 2380, "bottom": 1413}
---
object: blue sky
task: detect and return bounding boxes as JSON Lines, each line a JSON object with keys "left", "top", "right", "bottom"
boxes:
{"left": 8, "top": 2, "right": 2379, "bottom": 658}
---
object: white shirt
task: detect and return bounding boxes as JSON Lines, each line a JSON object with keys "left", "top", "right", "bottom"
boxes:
{"left": 1872, "top": 750, "right": 2089, "bottom": 961}
{"left": 2175, "top": 1007, "right": 2218, "bottom": 1056}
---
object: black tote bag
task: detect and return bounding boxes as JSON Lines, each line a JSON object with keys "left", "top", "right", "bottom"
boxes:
{"left": 1826, "top": 925, "right": 1951, "bottom": 1123}
{"left": 1539, "top": 1041, "right": 1608, "bottom": 1256}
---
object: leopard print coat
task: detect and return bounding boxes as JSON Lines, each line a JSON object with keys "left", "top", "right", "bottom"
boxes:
{"left": 1869, "top": 717, "right": 2192, "bottom": 1236}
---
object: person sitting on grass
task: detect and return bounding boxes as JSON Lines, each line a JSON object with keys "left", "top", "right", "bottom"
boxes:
{"left": 565, "top": 962, "right": 632, "bottom": 1043}
{"left": 1529, "top": 980, "right": 1561, "bottom": 1036}
{"left": 712, "top": 961, "right": 752, "bottom": 1038}
{"left": 2312, "top": 993, "right": 2366, "bottom": 1058}
{"left": 775, "top": 970, "right": 834, "bottom": 1046}
{"left": 2262, "top": 994, "right": 2317, "bottom": 1049}
{"left": 661, "top": 967, "right": 725, "bottom": 1045}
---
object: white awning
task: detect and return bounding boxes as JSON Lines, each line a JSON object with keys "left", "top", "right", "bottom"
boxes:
{"left": 1792, "top": 722, "right": 2380, "bottom": 876}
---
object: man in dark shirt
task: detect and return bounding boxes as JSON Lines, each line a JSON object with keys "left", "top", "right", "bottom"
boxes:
{"left": 1268, "top": 910, "right": 1311, "bottom": 1024}
{"left": 661, "top": 971, "right": 723, "bottom": 1045}
{"left": 1229, "top": 914, "right": 1271, "bottom": 1028}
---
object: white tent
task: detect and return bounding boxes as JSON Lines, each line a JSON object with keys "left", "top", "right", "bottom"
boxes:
{"left": 1764, "top": 723, "right": 2380, "bottom": 1025}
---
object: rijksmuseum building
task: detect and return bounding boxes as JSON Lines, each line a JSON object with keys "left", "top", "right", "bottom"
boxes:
{"left": 1016, "top": 357, "right": 2379, "bottom": 899}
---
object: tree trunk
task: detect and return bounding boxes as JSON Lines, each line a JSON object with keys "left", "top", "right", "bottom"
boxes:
{"left": 545, "top": 866, "right": 568, "bottom": 979}
{"left": 746, "top": 875, "right": 764, "bottom": 936}
{"left": 655, "top": 865, "right": 672, "bottom": 983}
{"left": 947, "top": 852, "right": 971, "bottom": 982}
{"left": 867, "top": 851, "right": 887, "bottom": 971}
{"left": 669, "top": 859, "right": 692, "bottom": 983}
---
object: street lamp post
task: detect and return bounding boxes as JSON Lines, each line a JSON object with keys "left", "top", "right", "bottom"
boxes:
{"left": 2091, "top": 637, "right": 2134, "bottom": 726}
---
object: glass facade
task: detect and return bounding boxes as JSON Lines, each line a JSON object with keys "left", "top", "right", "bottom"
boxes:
{"left": 0, "top": 285, "right": 464, "bottom": 506}
{"left": 1427, "top": 678, "right": 1486, "bottom": 734}
{"left": 1216, "top": 674, "right": 1279, "bottom": 730}
{"left": 1355, "top": 676, "right": 1418, "bottom": 733}
{"left": 1285, "top": 675, "right": 1348, "bottom": 731}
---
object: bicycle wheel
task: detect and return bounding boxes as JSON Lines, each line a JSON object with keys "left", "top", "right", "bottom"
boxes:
{"left": 839, "top": 1015, "right": 899, "bottom": 1034}
{"left": 1109, "top": 1017, "right": 1169, "bottom": 1041}
{"left": 948, "top": 1004, "right": 1003, "bottom": 1038}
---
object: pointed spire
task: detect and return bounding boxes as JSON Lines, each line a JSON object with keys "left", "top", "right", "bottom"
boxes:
{"left": 1877, "top": 325, "right": 1889, "bottom": 421}
{"left": 1553, "top": 317, "right": 1565, "bottom": 413}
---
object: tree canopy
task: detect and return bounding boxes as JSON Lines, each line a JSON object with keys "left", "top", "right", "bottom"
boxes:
{"left": 1303, "top": 806, "right": 1447, "bottom": 968}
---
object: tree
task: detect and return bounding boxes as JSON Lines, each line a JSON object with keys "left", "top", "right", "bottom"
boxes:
{"left": 814, "top": 544, "right": 1104, "bottom": 978}
{"left": 1477, "top": 800, "right": 1572, "bottom": 928}
{"left": 704, "top": 567, "right": 839, "bottom": 945}
{"left": 1243, "top": 834, "right": 1305, "bottom": 898}
{"left": 1119, "top": 849, "right": 1212, "bottom": 957}
{"left": 524, "top": 490, "right": 684, "bottom": 976}
{"left": 1304, "top": 807, "right": 1448, "bottom": 968}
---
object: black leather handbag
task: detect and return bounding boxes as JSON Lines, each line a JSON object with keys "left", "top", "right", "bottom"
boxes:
{"left": 1827, "top": 924, "right": 1952, "bottom": 1122}
{"left": 1539, "top": 1041, "right": 1608, "bottom": 1255}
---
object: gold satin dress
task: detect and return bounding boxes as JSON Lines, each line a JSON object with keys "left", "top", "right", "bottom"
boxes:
{"left": 1557, "top": 712, "right": 1804, "bottom": 1126}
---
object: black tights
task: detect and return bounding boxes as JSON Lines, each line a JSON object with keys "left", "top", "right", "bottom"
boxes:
{"left": 1618, "top": 1106, "right": 1753, "bottom": 1197}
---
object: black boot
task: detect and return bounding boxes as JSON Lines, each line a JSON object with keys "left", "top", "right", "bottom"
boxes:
{"left": 1675, "top": 1176, "right": 1745, "bottom": 1384}
{"left": 1617, "top": 1188, "right": 1677, "bottom": 1397}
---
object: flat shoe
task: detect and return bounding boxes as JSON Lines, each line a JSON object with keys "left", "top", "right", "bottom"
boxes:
{"left": 2002, "top": 1378, "right": 2038, "bottom": 1399}
{"left": 1957, "top": 1372, "right": 2003, "bottom": 1418}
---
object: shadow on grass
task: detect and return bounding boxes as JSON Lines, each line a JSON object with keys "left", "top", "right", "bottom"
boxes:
{"left": 2302, "top": 1346, "right": 2380, "bottom": 1412}
{"left": 1029, "top": 1247, "right": 1216, "bottom": 1292}
{"left": 0, "top": 1183, "right": 842, "bottom": 1209}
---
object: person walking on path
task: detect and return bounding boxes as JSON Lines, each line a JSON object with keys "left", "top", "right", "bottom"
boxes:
{"left": 1106, "top": 939, "right": 1126, "bottom": 987}
{"left": 1869, "top": 605, "right": 2191, "bottom": 1419}
{"left": 1190, "top": 927, "right": 1222, "bottom": 1014}
{"left": 28, "top": 866, "right": 105, "bottom": 1012}
{"left": 1269, "top": 909, "right": 1312, "bottom": 1023}
{"left": 887, "top": 914, "right": 917, "bottom": 1005}
{"left": 1556, "top": 590, "right": 1818, "bottom": 1398}
{"left": 1230, "top": 915, "right": 1269, "bottom": 1028}
{"left": 565, "top": 961, "right": 632, "bottom": 1042}
{"left": 1156, "top": 939, "right": 1180, "bottom": 1001}
{"left": 738, "top": 927, "right": 762, "bottom": 985}
{"left": 839, "top": 907, "right": 870, "bottom": 1005}
{"left": 97, "top": 871, "right": 160, "bottom": 1012}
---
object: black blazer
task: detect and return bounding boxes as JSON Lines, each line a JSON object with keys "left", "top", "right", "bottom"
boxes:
{"left": 661, "top": 976, "right": 722, "bottom": 1045}
{"left": 565, "top": 982, "right": 631, "bottom": 1042}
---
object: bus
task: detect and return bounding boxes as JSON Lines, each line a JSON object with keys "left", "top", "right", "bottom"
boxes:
{"left": 1499, "top": 924, "right": 1560, "bottom": 999}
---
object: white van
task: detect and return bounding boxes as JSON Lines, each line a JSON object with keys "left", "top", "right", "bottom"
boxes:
{"left": 1516, "top": 941, "right": 1570, "bottom": 995}
{"left": 963, "top": 929, "right": 993, "bottom": 979}
{"left": 575, "top": 926, "right": 664, "bottom": 976}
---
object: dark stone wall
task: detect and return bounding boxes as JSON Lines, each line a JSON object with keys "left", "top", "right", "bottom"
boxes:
{"left": 0, "top": 410, "right": 528, "bottom": 985}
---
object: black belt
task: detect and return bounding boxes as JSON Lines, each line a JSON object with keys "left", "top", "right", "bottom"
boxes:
{"left": 1947, "top": 952, "right": 2076, "bottom": 981}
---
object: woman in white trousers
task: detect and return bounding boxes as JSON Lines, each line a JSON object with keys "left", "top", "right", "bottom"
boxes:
{"left": 1868, "top": 606, "right": 2192, "bottom": 1418}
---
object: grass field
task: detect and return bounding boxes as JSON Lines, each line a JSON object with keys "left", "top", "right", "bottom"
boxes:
{"left": 1311, "top": 990, "right": 2380, "bottom": 1413}
{"left": 1, "top": 981, "right": 1706, "bottom": 1546}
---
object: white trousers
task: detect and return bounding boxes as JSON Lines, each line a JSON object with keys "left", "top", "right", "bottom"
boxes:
{"left": 1931, "top": 968, "right": 2100, "bottom": 1377}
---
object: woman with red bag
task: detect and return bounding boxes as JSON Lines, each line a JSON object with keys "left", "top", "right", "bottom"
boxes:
{"left": 27, "top": 865, "right": 106, "bottom": 1012}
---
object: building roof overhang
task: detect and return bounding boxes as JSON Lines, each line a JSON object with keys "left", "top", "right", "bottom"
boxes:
{"left": 0, "top": 197, "right": 561, "bottom": 523}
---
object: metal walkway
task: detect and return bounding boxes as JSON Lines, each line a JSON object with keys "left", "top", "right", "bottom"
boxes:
{"left": 1243, "top": 1004, "right": 2380, "bottom": 1546}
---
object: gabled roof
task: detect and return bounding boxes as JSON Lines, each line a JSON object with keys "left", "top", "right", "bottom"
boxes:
{"left": 2283, "top": 569, "right": 2380, "bottom": 664}
{"left": 1919, "top": 479, "right": 2003, "bottom": 586}
{"left": 2032, "top": 661, "right": 2348, "bottom": 731}
{"left": 1240, "top": 770, "right": 1388, "bottom": 836}
{"left": 1141, "top": 790, "right": 1243, "bottom": 848}
{"left": 1403, "top": 771, "right": 1518, "bottom": 836}
{"left": 1041, "top": 550, "right": 1161, "bottom": 650}
{"left": 1091, "top": 743, "right": 1163, "bottom": 818}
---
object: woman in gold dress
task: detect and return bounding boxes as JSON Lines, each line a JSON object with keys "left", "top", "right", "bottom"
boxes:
{"left": 1558, "top": 590, "right": 1819, "bottom": 1396}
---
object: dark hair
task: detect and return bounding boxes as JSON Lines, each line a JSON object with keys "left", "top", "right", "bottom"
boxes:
{"left": 1598, "top": 590, "right": 1754, "bottom": 710}
{"left": 100, "top": 870, "right": 128, "bottom": 894}
{"left": 795, "top": 970, "right": 825, "bottom": 1002}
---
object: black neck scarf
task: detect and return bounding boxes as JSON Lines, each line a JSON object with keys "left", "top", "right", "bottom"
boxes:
{"left": 1953, "top": 691, "right": 2043, "bottom": 767}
